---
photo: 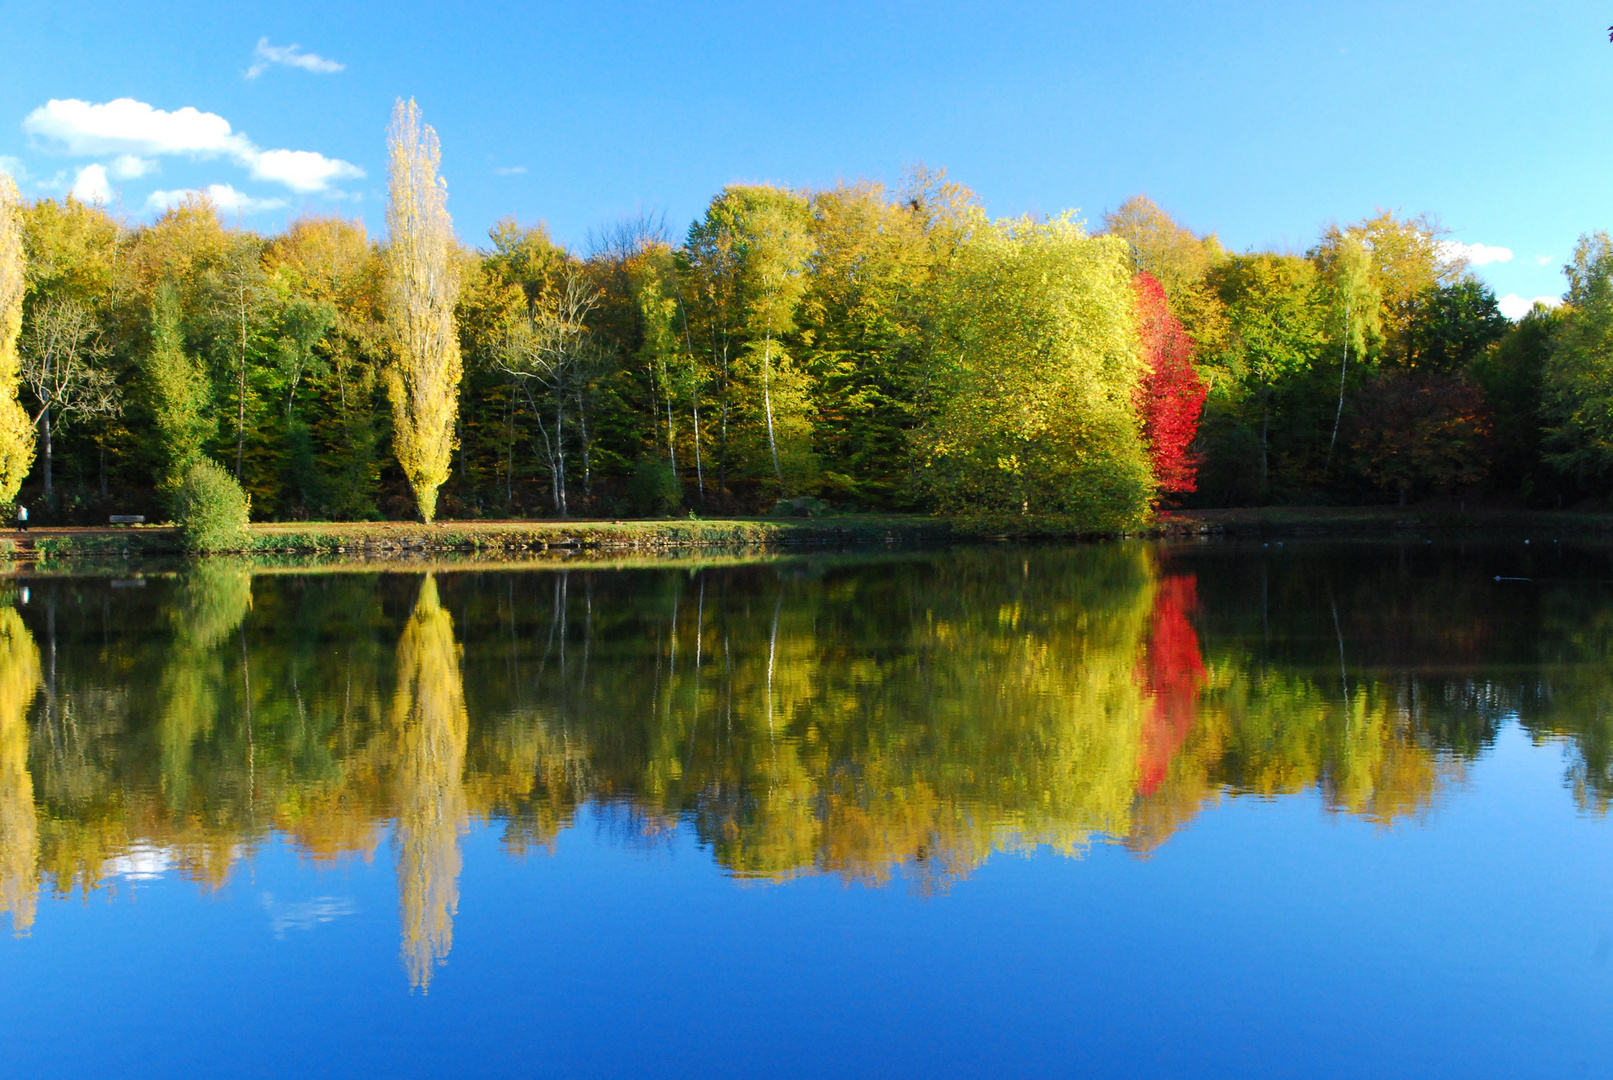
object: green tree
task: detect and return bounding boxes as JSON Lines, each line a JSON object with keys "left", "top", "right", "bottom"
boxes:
{"left": 629, "top": 243, "right": 693, "bottom": 498}
{"left": 144, "top": 285, "right": 214, "bottom": 494}
{"left": 798, "top": 174, "right": 968, "bottom": 507}
{"left": 1542, "top": 232, "right": 1613, "bottom": 484}
{"left": 1201, "top": 253, "right": 1327, "bottom": 500}
{"left": 1403, "top": 280, "right": 1508, "bottom": 373}
{"left": 1315, "top": 210, "right": 1461, "bottom": 367}
{"left": 264, "top": 215, "right": 386, "bottom": 520}
{"left": 733, "top": 186, "right": 816, "bottom": 496}
{"left": 1472, "top": 303, "right": 1559, "bottom": 496}
{"left": 914, "top": 214, "right": 1153, "bottom": 523}
{"left": 1316, "top": 235, "right": 1380, "bottom": 469}
{"left": 681, "top": 190, "right": 755, "bottom": 503}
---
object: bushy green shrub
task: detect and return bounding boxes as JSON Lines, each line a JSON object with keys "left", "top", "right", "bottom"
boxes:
{"left": 173, "top": 458, "right": 252, "bottom": 553}
{"left": 628, "top": 458, "right": 681, "bottom": 517}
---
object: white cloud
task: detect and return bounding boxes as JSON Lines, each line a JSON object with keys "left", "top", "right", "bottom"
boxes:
{"left": 0, "top": 156, "right": 25, "bottom": 183}
{"left": 1497, "top": 293, "right": 1563, "bottom": 320}
{"left": 494, "top": 165, "right": 527, "bottom": 175}
{"left": 69, "top": 163, "right": 111, "bottom": 203}
{"left": 22, "top": 97, "right": 364, "bottom": 194}
{"left": 263, "top": 893, "right": 358, "bottom": 937}
{"left": 103, "top": 844, "right": 175, "bottom": 881}
{"left": 24, "top": 97, "right": 252, "bottom": 158}
{"left": 1536, "top": 255, "right": 1553, "bottom": 267}
{"left": 110, "top": 154, "right": 156, "bottom": 180}
{"left": 146, "top": 183, "right": 287, "bottom": 215}
{"left": 249, "top": 148, "right": 362, "bottom": 193}
{"left": 246, "top": 38, "right": 345, "bottom": 80}
{"left": 1438, "top": 240, "right": 1514, "bottom": 267}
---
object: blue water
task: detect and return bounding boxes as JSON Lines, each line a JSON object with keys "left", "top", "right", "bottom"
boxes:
{"left": 2, "top": 543, "right": 1611, "bottom": 1077}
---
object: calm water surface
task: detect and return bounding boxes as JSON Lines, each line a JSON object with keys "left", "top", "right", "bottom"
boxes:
{"left": 3, "top": 540, "right": 1613, "bottom": 1077}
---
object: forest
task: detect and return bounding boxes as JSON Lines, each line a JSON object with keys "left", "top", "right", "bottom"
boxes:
{"left": 2, "top": 100, "right": 1611, "bottom": 528}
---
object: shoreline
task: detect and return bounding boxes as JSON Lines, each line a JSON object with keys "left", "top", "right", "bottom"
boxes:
{"left": 0, "top": 506, "right": 1608, "bottom": 563}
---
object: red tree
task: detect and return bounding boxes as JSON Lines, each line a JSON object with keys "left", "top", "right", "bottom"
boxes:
{"left": 1135, "top": 573, "right": 1204, "bottom": 797}
{"left": 1133, "top": 272, "right": 1207, "bottom": 495}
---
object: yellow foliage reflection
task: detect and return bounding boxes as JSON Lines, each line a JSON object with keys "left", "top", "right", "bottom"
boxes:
{"left": 10, "top": 549, "right": 1506, "bottom": 978}
{"left": 390, "top": 574, "right": 468, "bottom": 991}
{"left": 0, "top": 605, "right": 39, "bottom": 935}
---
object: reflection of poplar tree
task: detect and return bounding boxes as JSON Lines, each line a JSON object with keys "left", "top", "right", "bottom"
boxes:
{"left": 0, "top": 606, "right": 41, "bottom": 935}
{"left": 391, "top": 574, "right": 468, "bottom": 991}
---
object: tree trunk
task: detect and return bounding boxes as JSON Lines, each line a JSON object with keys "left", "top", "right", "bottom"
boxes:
{"left": 1260, "top": 397, "right": 1269, "bottom": 500}
{"left": 1327, "top": 298, "right": 1350, "bottom": 472}
{"left": 677, "top": 292, "right": 706, "bottom": 506}
{"left": 555, "top": 393, "right": 568, "bottom": 518}
{"left": 762, "top": 333, "right": 782, "bottom": 495}
{"left": 661, "top": 359, "right": 677, "bottom": 474}
{"left": 717, "top": 342, "right": 729, "bottom": 506}
{"left": 576, "top": 387, "right": 592, "bottom": 499}
{"left": 692, "top": 388, "right": 705, "bottom": 507}
{"left": 40, "top": 407, "right": 52, "bottom": 503}
{"left": 505, "top": 394, "right": 515, "bottom": 507}
{"left": 237, "top": 295, "right": 247, "bottom": 481}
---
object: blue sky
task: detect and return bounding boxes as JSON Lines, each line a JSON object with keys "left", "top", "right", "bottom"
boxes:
{"left": 1, "top": 0, "right": 1607, "bottom": 316}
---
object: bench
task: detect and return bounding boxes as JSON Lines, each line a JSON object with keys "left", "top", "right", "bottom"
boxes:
{"left": 108, "top": 515, "right": 145, "bottom": 526}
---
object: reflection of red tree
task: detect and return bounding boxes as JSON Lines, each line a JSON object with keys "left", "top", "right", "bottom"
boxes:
{"left": 1136, "top": 574, "right": 1204, "bottom": 796}
{"left": 1133, "top": 272, "right": 1207, "bottom": 495}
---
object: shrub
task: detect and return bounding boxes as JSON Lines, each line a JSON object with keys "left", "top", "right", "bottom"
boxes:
{"left": 627, "top": 458, "right": 681, "bottom": 517}
{"left": 173, "top": 458, "right": 252, "bottom": 553}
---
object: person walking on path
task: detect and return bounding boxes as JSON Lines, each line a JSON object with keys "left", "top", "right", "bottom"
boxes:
{"left": 15, "top": 504, "right": 26, "bottom": 533}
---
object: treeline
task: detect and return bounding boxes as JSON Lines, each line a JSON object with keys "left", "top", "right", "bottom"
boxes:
{"left": 5, "top": 104, "right": 1613, "bottom": 524}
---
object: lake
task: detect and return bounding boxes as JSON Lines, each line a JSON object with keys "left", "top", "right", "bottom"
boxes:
{"left": 2, "top": 539, "right": 1612, "bottom": 1078}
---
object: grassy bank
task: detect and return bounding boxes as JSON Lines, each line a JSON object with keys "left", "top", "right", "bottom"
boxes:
{"left": 17, "top": 515, "right": 964, "bottom": 559}
{"left": 13, "top": 506, "right": 1613, "bottom": 563}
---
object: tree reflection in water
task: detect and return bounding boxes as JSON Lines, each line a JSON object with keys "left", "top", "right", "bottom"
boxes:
{"left": 0, "top": 605, "right": 39, "bottom": 935}
{"left": 390, "top": 574, "right": 468, "bottom": 991}
{"left": 2, "top": 541, "right": 1609, "bottom": 980}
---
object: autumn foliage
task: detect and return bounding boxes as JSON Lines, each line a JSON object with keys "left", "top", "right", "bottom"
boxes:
{"left": 1347, "top": 371, "right": 1491, "bottom": 499}
{"left": 1132, "top": 272, "right": 1207, "bottom": 495}
{"left": 1135, "top": 573, "right": 1204, "bottom": 797}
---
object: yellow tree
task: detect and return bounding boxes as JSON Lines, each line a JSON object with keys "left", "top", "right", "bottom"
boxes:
{"left": 735, "top": 189, "right": 815, "bottom": 495}
{"left": 391, "top": 574, "right": 468, "bottom": 991}
{"left": 384, "top": 99, "right": 462, "bottom": 522}
{"left": 0, "top": 605, "right": 40, "bottom": 935}
{"left": 1101, "top": 195, "right": 1228, "bottom": 354}
{"left": 0, "top": 172, "right": 37, "bottom": 504}
{"left": 916, "top": 214, "right": 1153, "bottom": 523}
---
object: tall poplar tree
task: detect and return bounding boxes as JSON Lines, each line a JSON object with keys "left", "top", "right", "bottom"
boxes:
{"left": 384, "top": 99, "right": 462, "bottom": 522}
{"left": 145, "top": 285, "right": 213, "bottom": 490}
{"left": 0, "top": 173, "right": 37, "bottom": 505}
